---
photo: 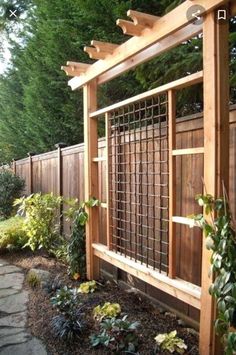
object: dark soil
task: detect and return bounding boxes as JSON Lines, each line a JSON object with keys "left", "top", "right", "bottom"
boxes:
{"left": 3, "top": 250, "right": 199, "bottom": 355}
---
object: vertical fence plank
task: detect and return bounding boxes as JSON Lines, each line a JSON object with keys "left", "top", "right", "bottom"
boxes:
{"left": 168, "top": 89, "right": 176, "bottom": 279}
{"left": 200, "top": 9, "right": 229, "bottom": 355}
{"left": 105, "top": 113, "right": 111, "bottom": 249}
{"left": 83, "top": 80, "right": 100, "bottom": 280}
{"left": 28, "top": 154, "right": 33, "bottom": 194}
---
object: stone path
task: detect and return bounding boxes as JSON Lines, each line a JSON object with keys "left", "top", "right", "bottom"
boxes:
{"left": 0, "top": 258, "right": 47, "bottom": 355}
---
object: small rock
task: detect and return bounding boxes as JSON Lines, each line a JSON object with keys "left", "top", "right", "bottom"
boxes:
{"left": 28, "top": 269, "right": 50, "bottom": 286}
{"left": 177, "top": 319, "right": 186, "bottom": 327}
{"left": 125, "top": 287, "right": 138, "bottom": 294}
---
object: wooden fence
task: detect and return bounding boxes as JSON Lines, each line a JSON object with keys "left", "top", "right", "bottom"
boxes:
{"left": 11, "top": 105, "right": 236, "bottom": 321}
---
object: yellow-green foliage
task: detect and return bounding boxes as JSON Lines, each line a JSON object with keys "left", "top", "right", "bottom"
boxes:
{"left": 0, "top": 216, "right": 28, "bottom": 251}
{"left": 78, "top": 280, "right": 96, "bottom": 294}
{"left": 93, "top": 302, "right": 121, "bottom": 321}
{"left": 26, "top": 271, "right": 41, "bottom": 288}
{"left": 154, "top": 330, "right": 187, "bottom": 354}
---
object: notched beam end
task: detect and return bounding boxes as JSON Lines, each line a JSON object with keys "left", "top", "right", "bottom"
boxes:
{"left": 116, "top": 19, "right": 145, "bottom": 36}
{"left": 127, "top": 9, "right": 160, "bottom": 27}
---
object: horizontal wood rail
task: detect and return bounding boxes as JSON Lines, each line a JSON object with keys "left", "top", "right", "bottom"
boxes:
{"left": 172, "top": 147, "right": 204, "bottom": 156}
{"left": 93, "top": 243, "right": 201, "bottom": 309}
{"left": 90, "top": 71, "right": 203, "bottom": 118}
{"left": 92, "top": 157, "right": 106, "bottom": 162}
{"left": 172, "top": 216, "right": 200, "bottom": 227}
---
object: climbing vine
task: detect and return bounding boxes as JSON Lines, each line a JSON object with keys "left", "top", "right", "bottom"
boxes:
{"left": 193, "top": 193, "right": 236, "bottom": 354}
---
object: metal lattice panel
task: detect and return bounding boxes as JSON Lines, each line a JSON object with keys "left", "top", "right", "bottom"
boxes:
{"left": 108, "top": 93, "right": 169, "bottom": 273}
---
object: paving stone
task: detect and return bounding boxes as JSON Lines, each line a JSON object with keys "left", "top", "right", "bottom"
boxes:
{"left": 0, "top": 331, "right": 29, "bottom": 348}
{"left": 0, "top": 259, "right": 9, "bottom": 266}
{"left": 0, "top": 273, "right": 24, "bottom": 290}
{"left": 0, "top": 265, "right": 22, "bottom": 275}
{"left": 0, "top": 337, "right": 47, "bottom": 355}
{"left": 0, "top": 291, "right": 28, "bottom": 314}
{"left": 0, "top": 327, "right": 25, "bottom": 338}
{"left": 0, "top": 289, "right": 18, "bottom": 298}
{"left": 0, "top": 312, "right": 27, "bottom": 328}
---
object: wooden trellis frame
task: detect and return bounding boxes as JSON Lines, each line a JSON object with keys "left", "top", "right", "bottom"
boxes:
{"left": 62, "top": 1, "right": 234, "bottom": 353}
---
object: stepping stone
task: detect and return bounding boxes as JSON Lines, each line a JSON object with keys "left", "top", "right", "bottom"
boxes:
{"left": 0, "top": 331, "right": 29, "bottom": 348}
{"left": 0, "top": 289, "right": 18, "bottom": 298}
{"left": 0, "top": 312, "right": 27, "bottom": 328}
{"left": 0, "top": 327, "right": 25, "bottom": 338}
{"left": 0, "top": 259, "right": 9, "bottom": 266}
{"left": 0, "top": 291, "right": 28, "bottom": 313}
{"left": 27, "top": 269, "right": 50, "bottom": 286}
{"left": 0, "top": 273, "right": 24, "bottom": 290}
{"left": 0, "top": 337, "right": 47, "bottom": 355}
{"left": 0, "top": 265, "right": 22, "bottom": 275}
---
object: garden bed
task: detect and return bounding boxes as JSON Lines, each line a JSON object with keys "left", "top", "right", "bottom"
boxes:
{"left": 3, "top": 250, "right": 199, "bottom": 354}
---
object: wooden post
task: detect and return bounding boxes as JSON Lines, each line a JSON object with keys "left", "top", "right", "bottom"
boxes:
{"left": 200, "top": 8, "right": 229, "bottom": 355}
{"left": 55, "top": 143, "right": 67, "bottom": 234}
{"left": 28, "top": 153, "right": 33, "bottom": 195}
{"left": 168, "top": 89, "right": 176, "bottom": 279}
{"left": 105, "top": 113, "right": 111, "bottom": 249}
{"left": 12, "top": 159, "right": 16, "bottom": 175}
{"left": 83, "top": 80, "right": 100, "bottom": 280}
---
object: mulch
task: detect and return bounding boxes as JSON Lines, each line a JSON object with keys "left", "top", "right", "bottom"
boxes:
{"left": 3, "top": 250, "right": 199, "bottom": 355}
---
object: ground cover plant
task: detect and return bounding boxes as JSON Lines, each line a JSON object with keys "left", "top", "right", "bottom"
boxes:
{"left": 0, "top": 216, "right": 28, "bottom": 252}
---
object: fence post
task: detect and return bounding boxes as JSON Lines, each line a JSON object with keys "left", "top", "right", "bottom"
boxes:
{"left": 27, "top": 153, "right": 33, "bottom": 195}
{"left": 12, "top": 159, "right": 16, "bottom": 175}
{"left": 55, "top": 143, "right": 67, "bottom": 234}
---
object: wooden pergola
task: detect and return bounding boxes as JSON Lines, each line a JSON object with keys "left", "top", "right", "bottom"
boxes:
{"left": 62, "top": 1, "right": 236, "bottom": 353}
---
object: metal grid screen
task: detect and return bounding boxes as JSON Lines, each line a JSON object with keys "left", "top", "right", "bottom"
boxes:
{"left": 108, "top": 93, "right": 169, "bottom": 273}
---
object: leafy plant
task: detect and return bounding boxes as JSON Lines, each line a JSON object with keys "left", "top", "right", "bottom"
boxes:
{"left": 26, "top": 270, "right": 41, "bottom": 288}
{"left": 192, "top": 193, "right": 236, "bottom": 353}
{"left": 51, "top": 286, "right": 78, "bottom": 313}
{"left": 154, "top": 330, "right": 187, "bottom": 354}
{"left": 51, "top": 308, "right": 85, "bottom": 342}
{"left": 45, "top": 275, "right": 63, "bottom": 295}
{"left": 0, "top": 170, "right": 25, "bottom": 219}
{"left": 0, "top": 216, "right": 28, "bottom": 252}
{"left": 78, "top": 280, "right": 97, "bottom": 294}
{"left": 14, "top": 193, "right": 62, "bottom": 251}
{"left": 93, "top": 302, "right": 121, "bottom": 321}
{"left": 90, "top": 315, "right": 139, "bottom": 353}
{"left": 65, "top": 197, "right": 100, "bottom": 279}
{"left": 50, "top": 236, "right": 68, "bottom": 263}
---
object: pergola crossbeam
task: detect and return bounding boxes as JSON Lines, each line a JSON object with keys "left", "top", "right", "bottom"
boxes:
{"left": 68, "top": 0, "right": 227, "bottom": 90}
{"left": 127, "top": 9, "right": 160, "bottom": 27}
{"left": 91, "top": 40, "right": 119, "bottom": 53}
{"left": 116, "top": 19, "right": 145, "bottom": 36}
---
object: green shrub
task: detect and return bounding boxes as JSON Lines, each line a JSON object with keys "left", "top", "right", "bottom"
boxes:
{"left": 0, "top": 170, "right": 25, "bottom": 219}
{"left": 93, "top": 302, "right": 121, "bottom": 321}
{"left": 26, "top": 270, "right": 41, "bottom": 288}
{"left": 154, "top": 330, "right": 187, "bottom": 354}
{"left": 0, "top": 216, "right": 28, "bottom": 251}
{"left": 90, "top": 315, "right": 139, "bottom": 353}
{"left": 51, "top": 286, "right": 78, "bottom": 313}
{"left": 15, "top": 193, "right": 62, "bottom": 251}
{"left": 65, "top": 197, "right": 99, "bottom": 279}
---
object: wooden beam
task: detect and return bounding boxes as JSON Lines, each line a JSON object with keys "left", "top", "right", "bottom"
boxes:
{"left": 84, "top": 46, "right": 107, "bottom": 60}
{"left": 68, "top": 0, "right": 227, "bottom": 90}
{"left": 92, "top": 243, "right": 201, "bottom": 309}
{"left": 105, "top": 113, "right": 111, "bottom": 249}
{"left": 100, "top": 202, "right": 107, "bottom": 209}
{"left": 83, "top": 80, "right": 100, "bottom": 280}
{"left": 116, "top": 19, "right": 145, "bottom": 36}
{"left": 90, "top": 71, "right": 203, "bottom": 118}
{"left": 92, "top": 156, "right": 106, "bottom": 162}
{"left": 172, "top": 216, "right": 199, "bottom": 227}
{"left": 66, "top": 61, "right": 91, "bottom": 70}
{"left": 172, "top": 147, "right": 204, "bottom": 156}
{"left": 98, "top": 23, "right": 202, "bottom": 85}
{"left": 200, "top": 7, "right": 229, "bottom": 355}
{"left": 127, "top": 9, "right": 160, "bottom": 27}
{"left": 230, "top": 1, "right": 236, "bottom": 16}
{"left": 61, "top": 66, "right": 87, "bottom": 77}
{"left": 168, "top": 90, "right": 176, "bottom": 279}
{"left": 91, "top": 40, "right": 118, "bottom": 54}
